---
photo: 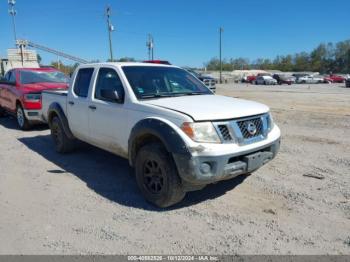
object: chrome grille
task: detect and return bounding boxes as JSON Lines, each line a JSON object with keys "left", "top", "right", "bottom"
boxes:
{"left": 237, "top": 117, "right": 263, "bottom": 139}
{"left": 213, "top": 114, "right": 269, "bottom": 144}
{"left": 217, "top": 125, "right": 232, "bottom": 141}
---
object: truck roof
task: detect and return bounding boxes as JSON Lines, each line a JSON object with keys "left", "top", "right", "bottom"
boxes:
{"left": 80, "top": 62, "right": 176, "bottom": 68}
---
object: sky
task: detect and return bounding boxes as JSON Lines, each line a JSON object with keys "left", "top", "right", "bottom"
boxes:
{"left": 0, "top": 0, "right": 349, "bottom": 67}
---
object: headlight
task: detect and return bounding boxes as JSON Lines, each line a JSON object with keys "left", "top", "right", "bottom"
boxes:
{"left": 181, "top": 122, "right": 221, "bottom": 143}
{"left": 24, "top": 93, "right": 41, "bottom": 102}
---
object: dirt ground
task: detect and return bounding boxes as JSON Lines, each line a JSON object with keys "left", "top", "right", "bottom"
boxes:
{"left": 0, "top": 83, "right": 349, "bottom": 255}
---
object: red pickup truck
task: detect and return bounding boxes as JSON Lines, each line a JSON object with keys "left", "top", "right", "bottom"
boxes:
{"left": 0, "top": 68, "right": 69, "bottom": 130}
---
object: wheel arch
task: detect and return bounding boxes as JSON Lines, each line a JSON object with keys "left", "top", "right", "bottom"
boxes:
{"left": 47, "top": 103, "right": 75, "bottom": 139}
{"left": 15, "top": 99, "right": 23, "bottom": 110}
{"left": 128, "top": 118, "right": 191, "bottom": 167}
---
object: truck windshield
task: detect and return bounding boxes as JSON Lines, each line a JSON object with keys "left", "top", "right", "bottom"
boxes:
{"left": 122, "top": 66, "right": 212, "bottom": 99}
{"left": 20, "top": 70, "right": 69, "bottom": 84}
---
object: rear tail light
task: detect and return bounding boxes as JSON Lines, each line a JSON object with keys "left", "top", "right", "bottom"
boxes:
{"left": 24, "top": 93, "right": 41, "bottom": 102}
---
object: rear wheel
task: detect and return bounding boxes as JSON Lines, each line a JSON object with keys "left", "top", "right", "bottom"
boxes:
{"left": 16, "top": 105, "right": 31, "bottom": 130}
{"left": 50, "top": 116, "right": 75, "bottom": 153}
{"left": 135, "top": 143, "right": 185, "bottom": 208}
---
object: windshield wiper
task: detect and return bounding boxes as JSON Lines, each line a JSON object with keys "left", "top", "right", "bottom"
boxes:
{"left": 140, "top": 94, "right": 175, "bottom": 99}
{"left": 174, "top": 92, "right": 207, "bottom": 96}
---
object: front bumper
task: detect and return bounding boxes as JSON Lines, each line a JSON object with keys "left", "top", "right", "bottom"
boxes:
{"left": 173, "top": 138, "right": 280, "bottom": 187}
{"left": 24, "top": 109, "right": 45, "bottom": 123}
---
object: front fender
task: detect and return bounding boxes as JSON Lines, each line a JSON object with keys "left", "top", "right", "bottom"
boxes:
{"left": 128, "top": 118, "right": 191, "bottom": 167}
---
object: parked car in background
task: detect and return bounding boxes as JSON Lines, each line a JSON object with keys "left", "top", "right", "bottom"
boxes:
{"left": 256, "top": 75, "right": 277, "bottom": 85}
{"left": 186, "top": 69, "right": 216, "bottom": 93}
{"left": 292, "top": 73, "right": 309, "bottom": 82}
{"left": 296, "top": 75, "right": 324, "bottom": 84}
{"left": 0, "top": 67, "right": 69, "bottom": 129}
{"left": 246, "top": 75, "right": 257, "bottom": 84}
{"left": 273, "top": 74, "right": 296, "bottom": 85}
{"left": 328, "top": 74, "right": 346, "bottom": 83}
{"left": 346, "top": 78, "right": 350, "bottom": 88}
{"left": 322, "top": 75, "right": 333, "bottom": 84}
{"left": 41, "top": 62, "right": 280, "bottom": 207}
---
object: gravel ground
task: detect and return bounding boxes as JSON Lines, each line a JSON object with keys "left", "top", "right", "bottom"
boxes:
{"left": 0, "top": 83, "right": 349, "bottom": 255}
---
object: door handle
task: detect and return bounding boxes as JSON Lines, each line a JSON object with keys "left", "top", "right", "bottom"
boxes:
{"left": 89, "top": 105, "right": 97, "bottom": 110}
{"left": 68, "top": 101, "right": 74, "bottom": 106}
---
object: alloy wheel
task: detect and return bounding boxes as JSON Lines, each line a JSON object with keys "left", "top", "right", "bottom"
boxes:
{"left": 143, "top": 159, "right": 165, "bottom": 194}
{"left": 17, "top": 107, "right": 25, "bottom": 128}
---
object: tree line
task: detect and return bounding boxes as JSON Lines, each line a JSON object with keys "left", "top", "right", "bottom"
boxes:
{"left": 205, "top": 39, "right": 350, "bottom": 74}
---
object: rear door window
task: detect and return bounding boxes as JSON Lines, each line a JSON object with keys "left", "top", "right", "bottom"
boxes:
{"left": 73, "top": 68, "right": 94, "bottom": 98}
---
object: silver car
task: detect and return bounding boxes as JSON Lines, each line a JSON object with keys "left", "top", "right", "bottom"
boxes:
{"left": 255, "top": 76, "right": 278, "bottom": 85}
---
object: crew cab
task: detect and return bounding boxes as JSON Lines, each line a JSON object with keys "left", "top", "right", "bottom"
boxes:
{"left": 0, "top": 68, "right": 69, "bottom": 129}
{"left": 41, "top": 63, "right": 281, "bottom": 207}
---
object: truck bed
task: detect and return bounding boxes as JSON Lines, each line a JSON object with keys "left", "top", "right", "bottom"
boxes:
{"left": 41, "top": 89, "right": 68, "bottom": 123}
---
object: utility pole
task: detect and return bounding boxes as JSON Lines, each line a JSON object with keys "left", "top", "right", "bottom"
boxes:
{"left": 8, "top": 0, "right": 17, "bottom": 45}
{"left": 106, "top": 6, "right": 115, "bottom": 61}
{"left": 146, "top": 34, "right": 154, "bottom": 60}
{"left": 219, "top": 27, "right": 224, "bottom": 84}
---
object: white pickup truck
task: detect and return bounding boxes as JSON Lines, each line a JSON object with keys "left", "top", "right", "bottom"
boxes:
{"left": 41, "top": 62, "right": 281, "bottom": 207}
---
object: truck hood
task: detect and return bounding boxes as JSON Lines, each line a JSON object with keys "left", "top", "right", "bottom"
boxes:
{"left": 143, "top": 95, "right": 269, "bottom": 121}
{"left": 21, "top": 82, "right": 69, "bottom": 93}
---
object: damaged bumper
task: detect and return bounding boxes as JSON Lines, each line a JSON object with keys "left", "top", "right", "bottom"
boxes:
{"left": 173, "top": 138, "right": 280, "bottom": 187}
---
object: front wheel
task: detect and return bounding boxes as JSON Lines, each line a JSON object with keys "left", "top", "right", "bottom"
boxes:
{"left": 135, "top": 143, "right": 186, "bottom": 208}
{"left": 16, "top": 105, "right": 31, "bottom": 130}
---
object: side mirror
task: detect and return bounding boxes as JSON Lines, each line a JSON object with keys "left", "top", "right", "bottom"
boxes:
{"left": 100, "top": 89, "right": 124, "bottom": 103}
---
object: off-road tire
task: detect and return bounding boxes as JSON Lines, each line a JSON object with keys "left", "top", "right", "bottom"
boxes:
{"left": 16, "top": 105, "right": 31, "bottom": 130}
{"left": 135, "top": 143, "right": 186, "bottom": 208}
{"left": 50, "top": 116, "right": 75, "bottom": 153}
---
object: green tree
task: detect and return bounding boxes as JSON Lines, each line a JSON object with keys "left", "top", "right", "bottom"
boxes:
{"left": 293, "top": 52, "right": 310, "bottom": 72}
